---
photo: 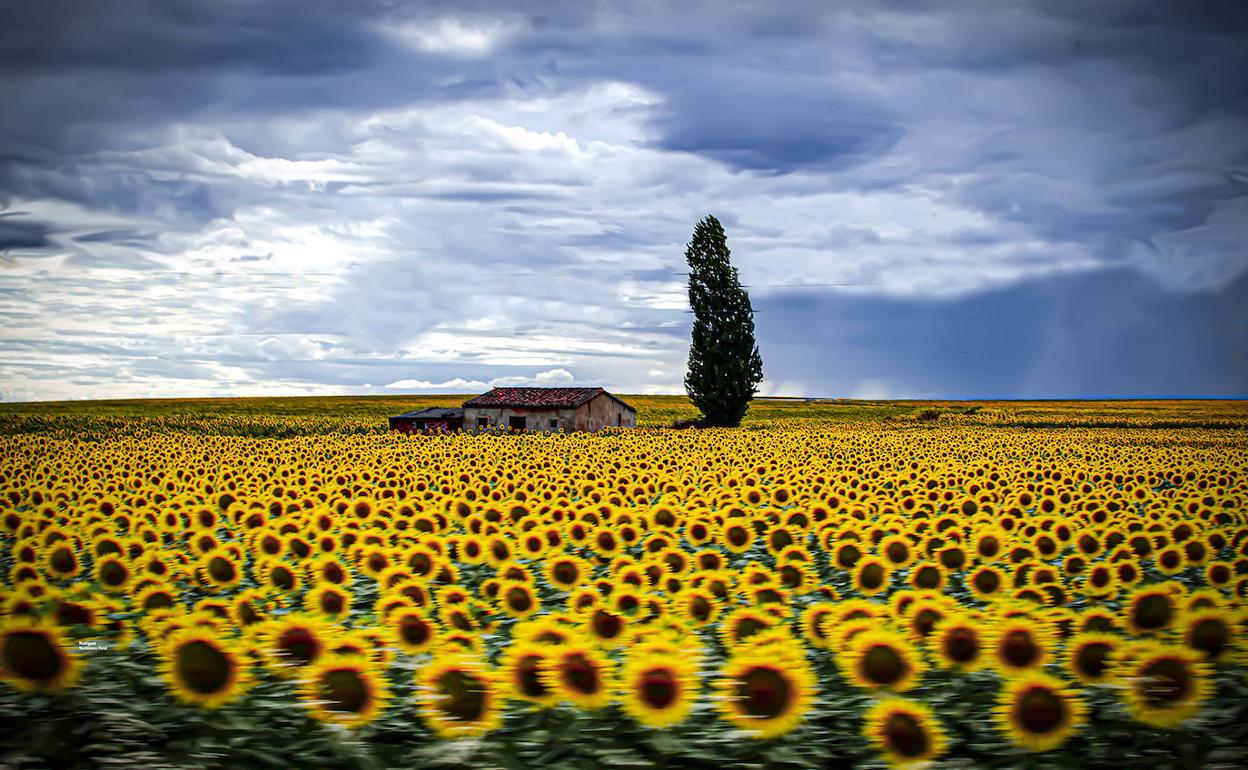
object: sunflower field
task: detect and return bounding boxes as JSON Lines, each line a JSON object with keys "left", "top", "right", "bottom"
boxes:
{"left": 1, "top": 400, "right": 1247, "bottom": 769}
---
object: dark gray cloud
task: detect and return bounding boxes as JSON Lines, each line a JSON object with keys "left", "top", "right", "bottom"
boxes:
{"left": 0, "top": 214, "right": 51, "bottom": 253}
{"left": 755, "top": 268, "right": 1248, "bottom": 398}
{"left": 0, "top": 0, "right": 1245, "bottom": 400}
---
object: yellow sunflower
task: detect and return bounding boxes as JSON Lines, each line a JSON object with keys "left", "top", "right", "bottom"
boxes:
{"left": 863, "top": 697, "right": 949, "bottom": 768}
{"left": 500, "top": 641, "right": 559, "bottom": 708}
{"left": 544, "top": 642, "right": 615, "bottom": 710}
{"left": 259, "top": 614, "right": 332, "bottom": 677}
{"left": 305, "top": 584, "right": 352, "bottom": 619}
{"left": 300, "top": 654, "right": 389, "bottom": 728}
{"left": 995, "top": 671, "right": 1086, "bottom": 752}
{"left": 932, "top": 614, "right": 986, "bottom": 672}
{"left": 0, "top": 618, "right": 82, "bottom": 693}
{"left": 619, "top": 650, "right": 699, "bottom": 728}
{"left": 853, "top": 556, "right": 892, "bottom": 596}
{"left": 1178, "top": 608, "right": 1239, "bottom": 662}
{"left": 416, "top": 654, "right": 502, "bottom": 738}
{"left": 989, "top": 615, "right": 1052, "bottom": 674}
{"left": 1065, "top": 632, "right": 1119, "bottom": 685}
{"left": 840, "top": 628, "right": 925, "bottom": 692}
{"left": 715, "top": 648, "right": 816, "bottom": 739}
{"left": 1117, "top": 642, "right": 1213, "bottom": 729}
{"left": 1124, "top": 584, "right": 1179, "bottom": 636}
{"left": 159, "top": 627, "right": 250, "bottom": 709}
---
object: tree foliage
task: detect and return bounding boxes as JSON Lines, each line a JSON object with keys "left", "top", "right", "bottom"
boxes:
{"left": 683, "top": 215, "right": 763, "bottom": 427}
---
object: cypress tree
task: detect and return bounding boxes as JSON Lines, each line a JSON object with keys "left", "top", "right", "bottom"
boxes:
{"left": 683, "top": 214, "right": 763, "bottom": 427}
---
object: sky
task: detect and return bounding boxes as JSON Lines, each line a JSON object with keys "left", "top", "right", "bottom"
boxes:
{"left": 1, "top": 0, "right": 1247, "bottom": 402}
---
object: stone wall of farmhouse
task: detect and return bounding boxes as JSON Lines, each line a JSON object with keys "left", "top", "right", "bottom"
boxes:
{"left": 573, "top": 393, "right": 636, "bottom": 431}
{"left": 463, "top": 406, "right": 577, "bottom": 433}
{"left": 462, "top": 395, "right": 634, "bottom": 433}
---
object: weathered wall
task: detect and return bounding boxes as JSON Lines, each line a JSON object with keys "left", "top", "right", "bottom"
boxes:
{"left": 573, "top": 393, "right": 636, "bottom": 431}
{"left": 462, "top": 406, "right": 575, "bottom": 433}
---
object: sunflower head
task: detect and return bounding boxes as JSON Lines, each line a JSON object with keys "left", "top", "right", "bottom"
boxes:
{"left": 1179, "top": 609, "right": 1238, "bottom": 662}
{"left": 501, "top": 641, "right": 558, "bottom": 708}
{"left": 0, "top": 619, "right": 81, "bottom": 693}
{"left": 932, "top": 614, "right": 985, "bottom": 672}
{"left": 301, "top": 654, "right": 389, "bottom": 728}
{"left": 715, "top": 649, "right": 816, "bottom": 739}
{"left": 841, "top": 629, "right": 924, "bottom": 692}
{"left": 995, "top": 671, "right": 1086, "bottom": 752}
{"left": 1126, "top": 585, "right": 1179, "bottom": 635}
{"left": 417, "top": 654, "right": 501, "bottom": 738}
{"left": 863, "top": 697, "right": 949, "bottom": 768}
{"left": 619, "top": 651, "right": 698, "bottom": 729}
{"left": 991, "top": 616, "right": 1051, "bottom": 673}
{"left": 261, "top": 615, "right": 331, "bottom": 677}
{"left": 1066, "top": 632, "right": 1119, "bottom": 684}
{"left": 1118, "top": 642, "right": 1213, "bottom": 729}
{"left": 160, "top": 627, "right": 249, "bottom": 709}
{"left": 545, "top": 643, "right": 615, "bottom": 710}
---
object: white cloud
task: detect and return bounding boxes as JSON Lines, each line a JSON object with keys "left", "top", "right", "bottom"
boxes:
{"left": 384, "top": 377, "right": 490, "bottom": 391}
{"left": 387, "top": 17, "right": 514, "bottom": 57}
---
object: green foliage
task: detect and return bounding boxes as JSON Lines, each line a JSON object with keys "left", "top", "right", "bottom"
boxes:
{"left": 683, "top": 215, "right": 764, "bottom": 427}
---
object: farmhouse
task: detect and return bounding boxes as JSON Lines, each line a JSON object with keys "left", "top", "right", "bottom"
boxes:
{"left": 462, "top": 387, "right": 636, "bottom": 433}
{"left": 387, "top": 407, "right": 464, "bottom": 434}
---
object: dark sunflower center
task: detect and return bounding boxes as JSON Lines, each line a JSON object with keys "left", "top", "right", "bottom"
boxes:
{"left": 553, "top": 563, "right": 577, "bottom": 584}
{"left": 517, "top": 655, "right": 548, "bottom": 698}
{"left": 639, "top": 668, "right": 678, "bottom": 709}
{"left": 735, "top": 617, "right": 765, "bottom": 642}
{"left": 1189, "top": 619, "right": 1229, "bottom": 658}
{"left": 860, "top": 563, "right": 885, "bottom": 589}
{"left": 737, "top": 666, "right": 792, "bottom": 719}
{"left": 885, "top": 712, "right": 930, "bottom": 757}
{"left": 974, "top": 570, "right": 1000, "bottom": 593}
{"left": 690, "top": 596, "right": 711, "bottom": 621}
{"left": 438, "top": 669, "right": 487, "bottom": 722}
{"left": 562, "top": 654, "right": 601, "bottom": 695}
{"left": 271, "top": 567, "right": 295, "bottom": 590}
{"left": 321, "top": 592, "right": 345, "bottom": 614}
{"left": 593, "top": 612, "right": 623, "bottom": 639}
{"left": 727, "top": 527, "right": 749, "bottom": 547}
{"left": 913, "top": 609, "right": 942, "bottom": 638}
{"left": 323, "top": 563, "right": 346, "bottom": 583}
{"left": 99, "top": 560, "right": 128, "bottom": 586}
{"left": 1141, "top": 658, "right": 1192, "bottom": 706}
{"left": 914, "top": 566, "right": 940, "bottom": 589}
{"left": 887, "top": 543, "right": 909, "bottom": 563}
{"left": 1001, "top": 630, "right": 1040, "bottom": 668}
{"left": 279, "top": 629, "right": 319, "bottom": 664}
{"left": 322, "top": 668, "right": 369, "bottom": 713}
{"left": 1075, "top": 642, "right": 1110, "bottom": 679}
{"left": 1016, "top": 687, "right": 1066, "bottom": 734}
{"left": 2, "top": 631, "right": 63, "bottom": 682}
{"left": 208, "top": 557, "right": 236, "bottom": 583}
{"left": 507, "top": 587, "right": 533, "bottom": 613}
{"left": 1133, "top": 595, "right": 1173, "bottom": 630}
{"left": 55, "top": 602, "right": 92, "bottom": 627}
{"left": 837, "top": 544, "right": 862, "bottom": 569}
{"left": 944, "top": 628, "right": 979, "bottom": 663}
{"left": 862, "top": 644, "right": 905, "bottom": 685}
{"left": 238, "top": 601, "right": 260, "bottom": 626}
{"left": 176, "top": 640, "right": 232, "bottom": 695}
{"left": 50, "top": 548, "right": 77, "bottom": 574}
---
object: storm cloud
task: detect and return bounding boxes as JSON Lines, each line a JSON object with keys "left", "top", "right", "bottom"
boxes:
{"left": 1, "top": 0, "right": 1245, "bottom": 400}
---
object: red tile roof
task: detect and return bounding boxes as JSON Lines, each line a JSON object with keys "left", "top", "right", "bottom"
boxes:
{"left": 462, "top": 387, "right": 635, "bottom": 411}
